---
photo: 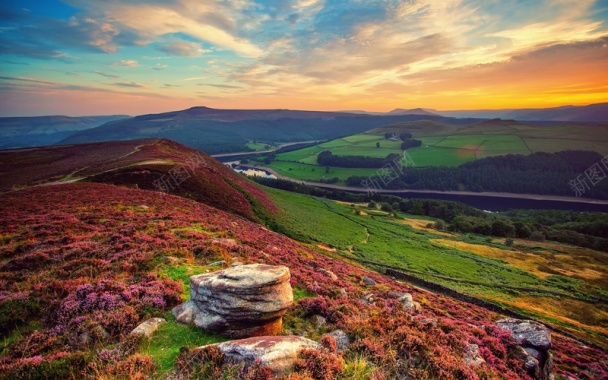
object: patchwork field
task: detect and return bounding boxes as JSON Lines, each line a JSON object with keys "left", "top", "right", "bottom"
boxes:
{"left": 262, "top": 120, "right": 608, "bottom": 184}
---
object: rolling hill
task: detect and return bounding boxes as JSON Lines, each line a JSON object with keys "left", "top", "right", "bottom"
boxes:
{"left": 0, "top": 138, "right": 275, "bottom": 221}
{"left": 0, "top": 115, "right": 128, "bottom": 149}
{"left": 434, "top": 102, "right": 608, "bottom": 122}
{"left": 57, "top": 106, "right": 462, "bottom": 154}
{"left": 0, "top": 138, "right": 605, "bottom": 379}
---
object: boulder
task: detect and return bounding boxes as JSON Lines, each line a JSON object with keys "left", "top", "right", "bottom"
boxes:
{"left": 173, "top": 264, "right": 293, "bottom": 338}
{"left": 362, "top": 276, "right": 377, "bottom": 286}
{"left": 398, "top": 293, "right": 421, "bottom": 313}
{"left": 130, "top": 317, "right": 166, "bottom": 338}
{"left": 204, "top": 335, "right": 320, "bottom": 376}
{"left": 497, "top": 318, "right": 551, "bottom": 350}
{"left": 497, "top": 318, "right": 553, "bottom": 380}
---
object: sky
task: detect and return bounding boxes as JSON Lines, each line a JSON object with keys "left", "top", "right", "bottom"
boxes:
{"left": 0, "top": 0, "right": 607, "bottom": 116}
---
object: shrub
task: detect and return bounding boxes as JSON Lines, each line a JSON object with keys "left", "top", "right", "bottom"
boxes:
{"left": 294, "top": 348, "right": 344, "bottom": 380}
{"left": 529, "top": 231, "right": 546, "bottom": 241}
{"left": 505, "top": 237, "right": 514, "bottom": 247}
{"left": 433, "top": 219, "right": 446, "bottom": 231}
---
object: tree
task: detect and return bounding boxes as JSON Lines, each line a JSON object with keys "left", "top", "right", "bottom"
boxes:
{"left": 433, "top": 219, "right": 446, "bottom": 230}
{"left": 380, "top": 202, "right": 393, "bottom": 212}
{"left": 368, "top": 201, "right": 377, "bottom": 209}
{"left": 399, "top": 132, "right": 413, "bottom": 141}
{"left": 505, "top": 237, "right": 514, "bottom": 247}
{"left": 325, "top": 166, "right": 330, "bottom": 174}
{"left": 376, "top": 142, "right": 380, "bottom": 148}
{"left": 384, "top": 132, "right": 393, "bottom": 139}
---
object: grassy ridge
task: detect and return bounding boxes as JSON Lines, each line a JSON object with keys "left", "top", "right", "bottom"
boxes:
{"left": 267, "top": 187, "right": 608, "bottom": 345}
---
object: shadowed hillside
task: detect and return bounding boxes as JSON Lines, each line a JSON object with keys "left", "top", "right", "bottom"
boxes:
{"left": 0, "top": 138, "right": 275, "bottom": 221}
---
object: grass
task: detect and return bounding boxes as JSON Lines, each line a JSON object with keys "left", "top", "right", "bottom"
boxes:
{"left": 267, "top": 186, "right": 608, "bottom": 345}
{"left": 144, "top": 311, "right": 225, "bottom": 377}
{"left": 264, "top": 161, "right": 377, "bottom": 184}
{"left": 246, "top": 141, "right": 275, "bottom": 151}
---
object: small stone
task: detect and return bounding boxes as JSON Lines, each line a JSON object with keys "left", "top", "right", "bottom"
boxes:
{"left": 311, "top": 315, "right": 327, "bottom": 329}
{"left": 463, "top": 343, "right": 485, "bottom": 367}
{"left": 339, "top": 288, "right": 347, "bottom": 297}
{"left": 362, "top": 276, "right": 376, "bottom": 286}
{"left": 130, "top": 317, "right": 166, "bottom": 338}
{"left": 319, "top": 268, "right": 338, "bottom": 281}
{"left": 208, "top": 260, "right": 226, "bottom": 267}
{"left": 328, "top": 329, "right": 350, "bottom": 351}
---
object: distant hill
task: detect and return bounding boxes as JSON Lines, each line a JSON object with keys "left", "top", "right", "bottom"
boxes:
{"left": 57, "top": 106, "right": 452, "bottom": 154}
{"left": 387, "top": 108, "right": 440, "bottom": 116}
{"left": 435, "top": 102, "right": 608, "bottom": 121}
{"left": 0, "top": 138, "right": 275, "bottom": 221}
{"left": 0, "top": 115, "right": 128, "bottom": 149}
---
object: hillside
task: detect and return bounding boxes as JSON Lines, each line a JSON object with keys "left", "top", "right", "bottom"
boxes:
{"left": 0, "top": 138, "right": 275, "bottom": 221}
{"left": 0, "top": 115, "right": 128, "bottom": 149}
{"left": 57, "top": 107, "right": 460, "bottom": 154}
{"left": 2, "top": 181, "right": 606, "bottom": 379}
{"left": 435, "top": 103, "right": 608, "bottom": 122}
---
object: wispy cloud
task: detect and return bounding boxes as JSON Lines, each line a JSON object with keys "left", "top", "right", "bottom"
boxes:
{"left": 112, "top": 59, "right": 139, "bottom": 67}
{"left": 111, "top": 81, "right": 149, "bottom": 89}
{"left": 156, "top": 41, "right": 208, "bottom": 57}
{"left": 92, "top": 70, "right": 119, "bottom": 78}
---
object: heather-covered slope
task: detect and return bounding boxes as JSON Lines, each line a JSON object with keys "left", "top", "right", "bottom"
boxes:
{"left": 1, "top": 183, "right": 606, "bottom": 379}
{"left": 0, "top": 138, "right": 275, "bottom": 221}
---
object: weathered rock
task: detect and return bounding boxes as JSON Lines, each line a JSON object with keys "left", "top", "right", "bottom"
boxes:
{"left": 203, "top": 335, "right": 320, "bottom": 376}
{"left": 362, "top": 276, "right": 377, "bottom": 286}
{"left": 398, "top": 293, "right": 421, "bottom": 313}
{"left": 130, "top": 317, "right": 166, "bottom": 338}
{"left": 328, "top": 329, "right": 350, "bottom": 351}
{"left": 497, "top": 318, "right": 551, "bottom": 350}
{"left": 360, "top": 293, "right": 375, "bottom": 305}
{"left": 339, "top": 288, "right": 348, "bottom": 297}
{"left": 319, "top": 268, "right": 338, "bottom": 281}
{"left": 497, "top": 318, "right": 553, "bottom": 380}
{"left": 173, "top": 264, "right": 293, "bottom": 338}
{"left": 208, "top": 260, "right": 226, "bottom": 267}
{"left": 463, "top": 343, "right": 485, "bottom": 367}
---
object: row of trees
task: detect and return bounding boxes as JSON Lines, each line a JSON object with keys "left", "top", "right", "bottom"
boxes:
{"left": 346, "top": 150, "right": 608, "bottom": 198}
{"left": 317, "top": 150, "right": 401, "bottom": 168}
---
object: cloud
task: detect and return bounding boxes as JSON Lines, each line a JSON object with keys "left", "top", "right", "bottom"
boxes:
{"left": 151, "top": 63, "right": 168, "bottom": 70}
{"left": 92, "top": 70, "right": 119, "bottom": 78}
{"left": 111, "top": 81, "right": 149, "bottom": 89}
{"left": 156, "top": 41, "right": 206, "bottom": 57}
{"left": 63, "top": 0, "right": 264, "bottom": 57}
{"left": 112, "top": 59, "right": 139, "bottom": 67}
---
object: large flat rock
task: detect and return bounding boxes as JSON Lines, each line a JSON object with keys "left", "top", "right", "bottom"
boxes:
{"left": 173, "top": 264, "right": 293, "bottom": 338}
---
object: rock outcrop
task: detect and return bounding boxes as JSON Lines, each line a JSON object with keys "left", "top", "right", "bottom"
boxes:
{"left": 203, "top": 336, "right": 320, "bottom": 376}
{"left": 497, "top": 318, "right": 553, "bottom": 380}
{"left": 173, "top": 264, "right": 293, "bottom": 338}
{"left": 130, "top": 317, "right": 166, "bottom": 338}
{"left": 398, "top": 293, "right": 421, "bottom": 313}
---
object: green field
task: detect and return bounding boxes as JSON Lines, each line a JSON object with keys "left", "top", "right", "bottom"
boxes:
{"left": 266, "top": 161, "right": 378, "bottom": 182}
{"left": 267, "top": 187, "right": 608, "bottom": 344}
{"left": 260, "top": 120, "right": 608, "bottom": 184}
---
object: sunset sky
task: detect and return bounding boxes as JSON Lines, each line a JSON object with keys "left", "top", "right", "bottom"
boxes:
{"left": 1, "top": 0, "right": 607, "bottom": 116}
